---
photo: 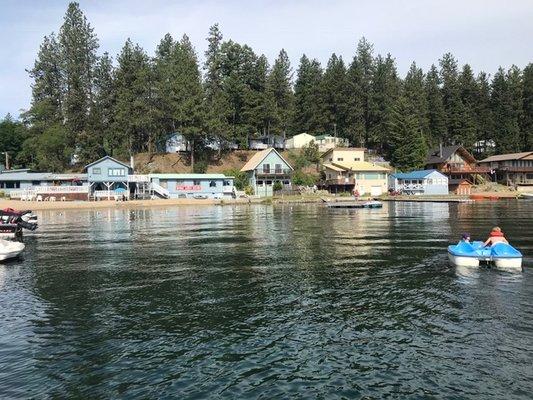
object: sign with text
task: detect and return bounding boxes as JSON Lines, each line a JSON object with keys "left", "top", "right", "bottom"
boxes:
{"left": 176, "top": 185, "right": 201, "bottom": 191}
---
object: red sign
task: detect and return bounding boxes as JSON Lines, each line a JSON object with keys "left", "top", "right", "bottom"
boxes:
{"left": 176, "top": 185, "right": 201, "bottom": 191}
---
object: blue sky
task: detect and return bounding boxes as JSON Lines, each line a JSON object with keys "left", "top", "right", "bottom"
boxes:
{"left": 1, "top": 0, "right": 532, "bottom": 118}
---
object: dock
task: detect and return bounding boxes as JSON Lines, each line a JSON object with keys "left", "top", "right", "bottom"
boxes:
{"left": 326, "top": 201, "right": 383, "bottom": 209}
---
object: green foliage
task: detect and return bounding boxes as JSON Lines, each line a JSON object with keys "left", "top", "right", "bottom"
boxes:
{"left": 293, "top": 55, "right": 326, "bottom": 134}
{"left": 192, "top": 160, "right": 208, "bottom": 173}
{"left": 224, "top": 168, "right": 248, "bottom": 190}
{"left": 273, "top": 181, "right": 283, "bottom": 191}
{"left": 388, "top": 96, "right": 427, "bottom": 171}
{"left": 292, "top": 170, "right": 319, "bottom": 186}
{"left": 0, "top": 115, "right": 28, "bottom": 165}
{"left": 18, "top": 124, "right": 71, "bottom": 172}
{"left": 244, "top": 185, "right": 254, "bottom": 195}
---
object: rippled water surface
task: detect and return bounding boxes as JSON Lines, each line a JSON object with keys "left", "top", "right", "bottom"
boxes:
{"left": 1, "top": 201, "right": 532, "bottom": 399}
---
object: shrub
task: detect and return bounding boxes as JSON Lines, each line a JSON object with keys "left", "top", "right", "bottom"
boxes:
{"left": 224, "top": 168, "right": 248, "bottom": 190}
{"left": 292, "top": 170, "right": 319, "bottom": 186}
{"left": 193, "top": 160, "right": 208, "bottom": 173}
{"left": 273, "top": 181, "right": 283, "bottom": 191}
{"left": 244, "top": 185, "right": 254, "bottom": 196}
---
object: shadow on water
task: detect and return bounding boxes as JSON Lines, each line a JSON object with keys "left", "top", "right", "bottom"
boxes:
{"left": 0, "top": 201, "right": 532, "bottom": 398}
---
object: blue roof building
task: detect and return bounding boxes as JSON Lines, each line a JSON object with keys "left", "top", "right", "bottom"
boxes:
{"left": 389, "top": 169, "right": 449, "bottom": 195}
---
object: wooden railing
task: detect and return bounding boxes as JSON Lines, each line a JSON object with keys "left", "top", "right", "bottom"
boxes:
{"left": 256, "top": 169, "right": 292, "bottom": 176}
{"left": 324, "top": 178, "right": 356, "bottom": 185}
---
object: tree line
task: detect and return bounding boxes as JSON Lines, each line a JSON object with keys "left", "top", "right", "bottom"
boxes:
{"left": 1, "top": 2, "right": 531, "bottom": 172}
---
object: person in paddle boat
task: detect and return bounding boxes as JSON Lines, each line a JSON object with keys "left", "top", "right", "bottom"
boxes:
{"left": 484, "top": 226, "right": 509, "bottom": 247}
{"left": 460, "top": 233, "right": 471, "bottom": 243}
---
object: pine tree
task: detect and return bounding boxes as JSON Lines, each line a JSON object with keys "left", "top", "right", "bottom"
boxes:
{"left": 389, "top": 95, "right": 427, "bottom": 171}
{"left": 81, "top": 52, "right": 115, "bottom": 163}
{"left": 203, "top": 24, "right": 232, "bottom": 146}
{"left": 473, "top": 72, "right": 494, "bottom": 154}
{"left": 425, "top": 64, "right": 447, "bottom": 146}
{"left": 439, "top": 53, "right": 469, "bottom": 145}
{"left": 266, "top": 49, "right": 294, "bottom": 136}
{"left": 321, "top": 53, "right": 349, "bottom": 137}
{"left": 404, "top": 62, "right": 429, "bottom": 140}
{"left": 353, "top": 37, "right": 374, "bottom": 142}
{"left": 293, "top": 55, "right": 325, "bottom": 134}
{"left": 491, "top": 67, "right": 521, "bottom": 153}
{"left": 368, "top": 54, "right": 400, "bottom": 151}
{"left": 58, "top": 1, "right": 99, "bottom": 148}
{"left": 521, "top": 64, "right": 533, "bottom": 151}
{"left": 457, "top": 64, "right": 477, "bottom": 149}
{"left": 113, "top": 39, "right": 154, "bottom": 156}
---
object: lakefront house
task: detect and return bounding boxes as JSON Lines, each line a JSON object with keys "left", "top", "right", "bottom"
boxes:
{"left": 321, "top": 148, "right": 390, "bottom": 196}
{"left": 240, "top": 148, "right": 293, "bottom": 197}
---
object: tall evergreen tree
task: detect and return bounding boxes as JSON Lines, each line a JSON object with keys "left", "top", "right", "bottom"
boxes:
{"left": 203, "top": 24, "right": 232, "bottom": 146}
{"left": 293, "top": 55, "right": 325, "bottom": 134}
{"left": 113, "top": 39, "right": 155, "bottom": 156}
{"left": 388, "top": 95, "right": 427, "bottom": 171}
{"left": 521, "top": 64, "right": 533, "bottom": 151}
{"left": 266, "top": 49, "right": 294, "bottom": 137}
{"left": 457, "top": 64, "right": 477, "bottom": 149}
{"left": 425, "top": 64, "right": 447, "bottom": 146}
{"left": 491, "top": 67, "right": 522, "bottom": 153}
{"left": 473, "top": 71, "right": 494, "bottom": 154}
{"left": 368, "top": 54, "right": 400, "bottom": 151}
{"left": 404, "top": 62, "right": 429, "bottom": 140}
{"left": 439, "top": 53, "right": 468, "bottom": 145}
{"left": 321, "top": 53, "right": 349, "bottom": 137}
{"left": 58, "top": 1, "right": 99, "bottom": 148}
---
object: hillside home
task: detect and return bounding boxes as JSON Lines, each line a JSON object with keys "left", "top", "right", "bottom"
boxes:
{"left": 85, "top": 156, "right": 133, "bottom": 200}
{"left": 240, "top": 148, "right": 293, "bottom": 197}
{"left": 284, "top": 133, "right": 316, "bottom": 149}
{"left": 389, "top": 170, "right": 449, "bottom": 195}
{"left": 321, "top": 148, "right": 389, "bottom": 196}
{"left": 478, "top": 151, "right": 533, "bottom": 187}
{"left": 149, "top": 174, "right": 234, "bottom": 199}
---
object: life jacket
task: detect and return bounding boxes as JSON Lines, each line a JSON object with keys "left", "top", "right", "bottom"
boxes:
{"left": 490, "top": 230, "right": 504, "bottom": 237}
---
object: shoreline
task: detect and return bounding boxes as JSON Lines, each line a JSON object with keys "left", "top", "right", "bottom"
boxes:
{"left": 0, "top": 191, "right": 522, "bottom": 211}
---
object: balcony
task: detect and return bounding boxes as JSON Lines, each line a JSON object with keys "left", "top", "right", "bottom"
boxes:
{"left": 256, "top": 168, "right": 292, "bottom": 177}
{"left": 443, "top": 166, "right": 491, "bottom": 174}
{"left": 324, "top": 177, "right": 356, "bottom": 186}
{"left": 498, "top": 166, "right": 533, "bottom": 172}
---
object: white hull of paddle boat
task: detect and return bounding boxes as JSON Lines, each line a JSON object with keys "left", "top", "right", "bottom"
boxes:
{"left": 448, "top": 253, "right": 479, "bottom": 267}
{"left": 493, "top": 257, "right": 522, "bottom": 270}
{"left": 0, "top": 240, "right": 25, "bottom": 261}
{"left": 0, "top": 232, "right": 16, "bottom": 239}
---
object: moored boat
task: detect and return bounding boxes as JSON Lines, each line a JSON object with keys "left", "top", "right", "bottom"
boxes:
{"left": 0, "top": 239, "right": 25, "bottom": 261}
{"left": 0, "top": 208, "right": 38, "bottom": 238}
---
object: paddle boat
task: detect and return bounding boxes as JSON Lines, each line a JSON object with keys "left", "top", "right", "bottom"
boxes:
{"left": 0, "top": 239, "right": 25, "bottom": 261}
{"left": 448, "top": 241, "right": 523, "bottom": 270}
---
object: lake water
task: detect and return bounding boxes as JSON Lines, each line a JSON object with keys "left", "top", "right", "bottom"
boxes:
{"left": 1, "top": 201, "right": 532, "bottom": 399}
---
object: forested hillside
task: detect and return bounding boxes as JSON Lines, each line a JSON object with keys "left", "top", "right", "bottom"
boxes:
{"left": 1, "top": 2, "right": 531, "bottom": 173}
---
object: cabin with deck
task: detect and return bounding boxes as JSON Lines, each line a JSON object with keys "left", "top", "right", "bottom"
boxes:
{"left": 321, "top": 148, "right": 389, "bottom": 196}
{"left": 389, "top": 170, "right": 449, "bottom": 195}
{"left": 241, "top": 148, "right": 293, "bottom": 197}
{"left": 85, "top": 156, "right": 133, "bottom": 200}
{"left": 478, "top": 151, "right": 533, "bottom": 187}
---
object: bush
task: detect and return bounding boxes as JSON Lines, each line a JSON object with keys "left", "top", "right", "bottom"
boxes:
{"left": 292, "top": 170, "right": 319, "bottom": 186}
{"left": 244, "top": 185, "right": 254, "bottom": 196}
{"left": 273, "top": 181, "right": 283, "bottom": 191}
{"left": 224, "top": 168, "right": 248, "bottom": 190}
{"left": 193, "top": 160, "right": 208, "bottom": 173}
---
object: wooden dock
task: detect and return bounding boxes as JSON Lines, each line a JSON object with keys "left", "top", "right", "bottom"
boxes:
{"left": 326, "top": 201, "right": 383, "bottom": 209}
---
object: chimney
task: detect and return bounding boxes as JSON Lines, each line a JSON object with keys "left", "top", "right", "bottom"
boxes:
{"left": 130, "top": 155, "right": 135, "bottom": 171}
{"left": 439, "top": 143, "right": 443, "bottom": 158}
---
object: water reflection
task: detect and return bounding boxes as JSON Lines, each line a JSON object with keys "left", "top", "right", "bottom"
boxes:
{"left": 0, "top": 201, "right": 532, "bottom": 399}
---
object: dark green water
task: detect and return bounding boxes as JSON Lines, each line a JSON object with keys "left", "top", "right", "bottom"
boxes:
{"left": 1, "top": 201, "right": 532, "bottom": 399}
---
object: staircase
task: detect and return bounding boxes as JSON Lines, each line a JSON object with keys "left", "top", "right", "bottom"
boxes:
{"left": 150, "top": 182, "right": 170, "bottom": 199}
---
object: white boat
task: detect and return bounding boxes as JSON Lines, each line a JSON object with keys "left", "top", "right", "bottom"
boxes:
{"left": 447, "top": 252, "right": 480, "bottom": 268}
{"left": 520, "top": 192, "right": 533, "bottom": 199}
{"left": 0, "top": 239, "right": 25, "bottom": 261}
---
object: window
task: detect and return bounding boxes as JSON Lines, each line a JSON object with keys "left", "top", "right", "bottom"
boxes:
{"left": 32, "top": 181, "right": 41, "bottom": 185}
{"left": 266, "top": 180, "right": 273, "bottom": 185}
{"left": 209, "top": 181, "right": 217, "bottom": 187}
{"left": 257, "top": 180, "right": 264, "bottom": 186}
{"left": 108, "top": 168, "right": 125, "bottom": 177}
{"left": 329, "top": 158, "right": 333, "bottom": 162}
{"left": 526, "top": 174, "right": 533, "bottom": 180}
{"left": 223, "top": 180, "right": 232, "bottom": 186}
{"left": 193, "top": 180, "right": 201, "bottom": 185}
{"left": 354, "top": 158, "right": 360, "bottom": 161}
{"left": 160, "top": 181, "right": 168, "bottom": 188}
{"left": 263, "top": 164, "right": 270, "bottom": 173}
{"left": 93, "top": 167, "right": 101, "bottom": 174}
{"left": 283, "top": 180, "right": 290, "bottom": 185}
{"left": 275, "top": 164, "right": 282, "bottom": 174}
{"left": 337, "top": 157, "right": 344, "bottom": 162}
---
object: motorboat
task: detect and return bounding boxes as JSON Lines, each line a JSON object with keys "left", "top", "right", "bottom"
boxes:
{"left": 0, "top": 208, "right": 38, "bottom": 238}
{"left": 448, "top": 241, "right": 522, "bottom": 270}
{"left": 0, "top": 239, "right": 25, "bottom": 261}
{"left": 519, "top": 192, "right": 533, "bottom": 199}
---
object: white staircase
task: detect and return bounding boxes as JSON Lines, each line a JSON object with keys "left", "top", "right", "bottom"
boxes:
{"left": 150, "top": 182, "right": 170, "bottom": 199}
